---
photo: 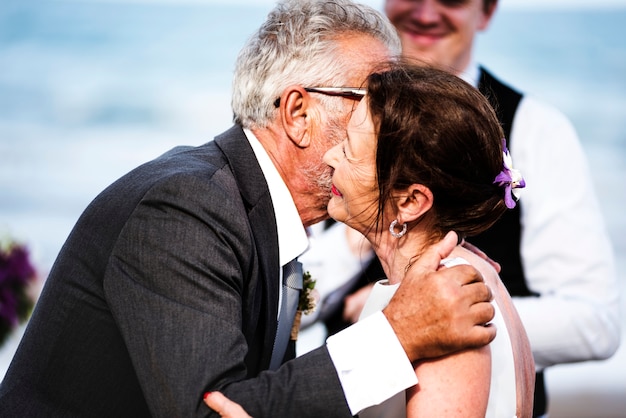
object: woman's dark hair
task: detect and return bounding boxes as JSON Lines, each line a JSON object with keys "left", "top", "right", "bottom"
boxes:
{"left": 367, "top": 61, "right": 508, "bottom": 242}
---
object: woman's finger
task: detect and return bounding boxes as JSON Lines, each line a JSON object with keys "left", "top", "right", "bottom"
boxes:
{"left": 203, "top": 391, "right": 252, "bottom": 418}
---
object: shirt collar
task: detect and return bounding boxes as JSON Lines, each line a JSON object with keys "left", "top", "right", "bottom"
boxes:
{"left": 243, "top": 128, "right": 309, "bottom": 267}
{"left": 458, "top": 60, "right": 480, "bottom": 88}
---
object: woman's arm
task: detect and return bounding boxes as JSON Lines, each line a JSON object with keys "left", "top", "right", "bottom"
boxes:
{"left": 406, "top": 345, "right": 491, "bottom": 417}
{"left": 405, "top": 248, "right": 493, "bottom": 417}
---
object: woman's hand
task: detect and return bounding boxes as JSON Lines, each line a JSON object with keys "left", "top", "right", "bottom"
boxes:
{"left": 204, "top": 392, "right": 252, "bottom": 418}
{"left": 342, "top": 282, "right": 375, "bottom": 324}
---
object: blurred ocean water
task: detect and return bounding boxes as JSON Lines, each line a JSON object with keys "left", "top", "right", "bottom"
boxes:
{"left": 1, "top": 1, "right": 625, "bottom": 416}
{"left": 0, "top": 1, "right": 269, "bottom": 267}
{"left": 1, "top": 1, "right": 624, "bottom": 262}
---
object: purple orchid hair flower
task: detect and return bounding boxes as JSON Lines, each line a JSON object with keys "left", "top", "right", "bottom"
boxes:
{"left": 493, "top": 138, "right": 526, "bottom": 209}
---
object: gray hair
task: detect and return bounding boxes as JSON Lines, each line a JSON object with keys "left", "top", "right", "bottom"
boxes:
{"left": 232, "top": 0, "right": 401, "bottom": 128}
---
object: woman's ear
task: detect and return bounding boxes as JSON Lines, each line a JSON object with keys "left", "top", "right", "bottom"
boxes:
{"left": 279, "top": 86, "right": 312, "bottom": 148}
{"left": 396, "top": 184, "right": 433, "bottom": 224}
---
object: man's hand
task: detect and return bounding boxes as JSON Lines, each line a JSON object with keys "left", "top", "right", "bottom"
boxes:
{"left": 204, "top": 392, "right": 252, "bottom": 418}
{"left": 383, "top": 231, "right": 496, "bottom": 362}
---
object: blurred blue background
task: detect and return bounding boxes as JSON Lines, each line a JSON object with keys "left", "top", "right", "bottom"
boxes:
{"left": 1, "top": 1, "right": 625, "bottom": 416}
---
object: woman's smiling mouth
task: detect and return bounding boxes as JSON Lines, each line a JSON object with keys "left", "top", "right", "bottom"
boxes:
{"left": 331, "top": 184, "right": 343, "bottom": 197}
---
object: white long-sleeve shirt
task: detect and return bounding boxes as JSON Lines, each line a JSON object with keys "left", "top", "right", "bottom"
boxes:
{"left": 506, "top": 90, "right": 620, "bottom": 369}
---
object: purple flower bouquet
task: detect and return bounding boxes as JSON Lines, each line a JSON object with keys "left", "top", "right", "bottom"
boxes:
{"left": 0, "top": 240, "right": 37, "bottom": 347}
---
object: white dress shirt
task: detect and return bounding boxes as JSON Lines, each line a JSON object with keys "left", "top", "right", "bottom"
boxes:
{"left": 461, "top": 63, "right": 621, "bottom": 369}
{"left": 244, "top": 129, "right": 416, "bottom": 415}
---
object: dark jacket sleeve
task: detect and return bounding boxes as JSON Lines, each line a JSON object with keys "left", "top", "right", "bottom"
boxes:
{"left": 104, "top": 165, "right": 351, "bottom": 418}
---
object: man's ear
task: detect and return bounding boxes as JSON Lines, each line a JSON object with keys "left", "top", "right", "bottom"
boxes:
{"left": 396, "top": 184, "right": 433, "bottom": 224}
{"left": 279, "top": 85, "right": 312, "bottom": 148}
{"left": 478, "top": 0, "right": 498, "bottom": 31}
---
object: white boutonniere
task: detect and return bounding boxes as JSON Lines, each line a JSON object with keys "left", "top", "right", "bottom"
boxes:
{"left": 290, "top": 271, "right": 318, "bottom": 340}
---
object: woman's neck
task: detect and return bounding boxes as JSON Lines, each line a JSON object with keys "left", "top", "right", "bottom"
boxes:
{"left": 369, "top": 227, "right": 431, "bottom": 285}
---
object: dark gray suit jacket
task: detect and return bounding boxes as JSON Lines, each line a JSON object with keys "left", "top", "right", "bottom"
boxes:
{"left": 0, "top": 126, "right": 352, "bottom": 417}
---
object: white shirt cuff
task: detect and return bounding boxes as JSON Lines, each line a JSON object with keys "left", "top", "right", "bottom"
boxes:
{"left": 326, "top": 311, "right": 417, "bottom": 415}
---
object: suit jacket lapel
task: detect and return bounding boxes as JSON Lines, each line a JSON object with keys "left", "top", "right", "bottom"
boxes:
{"left": 214, "top": 125, "right": 280, "bottom": 372}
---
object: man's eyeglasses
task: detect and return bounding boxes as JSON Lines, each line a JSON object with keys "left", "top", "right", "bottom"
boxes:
{"left": 273, "top": 87, "right": 366, "bottom": 107}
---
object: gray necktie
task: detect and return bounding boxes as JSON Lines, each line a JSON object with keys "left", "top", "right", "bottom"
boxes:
{"left": 269, "top": 259, "right": 303, "bottom": 370}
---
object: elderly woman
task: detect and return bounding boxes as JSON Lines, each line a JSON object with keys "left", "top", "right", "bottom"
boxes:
{"left": 206, "top": 63, "right": 535, "bottom": 417}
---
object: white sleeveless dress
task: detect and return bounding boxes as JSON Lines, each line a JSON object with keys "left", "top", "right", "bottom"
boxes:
{"left": 357, "top": 257, "right": 518, "bottom": 418}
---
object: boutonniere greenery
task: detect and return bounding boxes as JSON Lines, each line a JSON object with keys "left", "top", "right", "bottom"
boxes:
{"left": 1, "top": 237, "right": 37, "bottom": 347}
{"left": 290, "top": 271, "right": 317, "bottom": 341}
{"left": 299, "top": 271, "right": 317, "bottom": 315}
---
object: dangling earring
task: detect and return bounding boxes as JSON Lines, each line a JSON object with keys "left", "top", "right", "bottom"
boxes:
{"left": 389, "top": 220, "right": 407, "bottom": 238}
